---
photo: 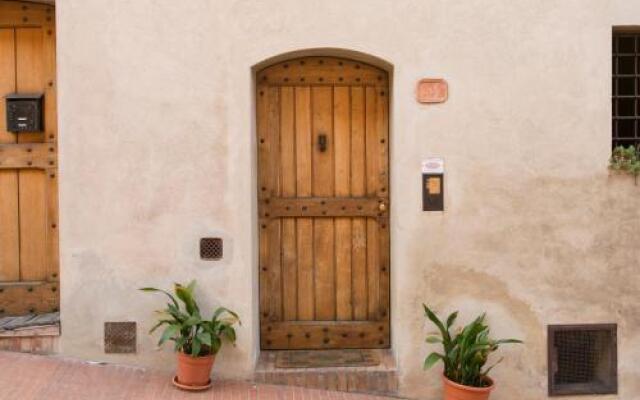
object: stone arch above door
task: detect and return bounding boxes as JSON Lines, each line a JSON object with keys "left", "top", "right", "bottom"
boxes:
{"left": 253, "top": 48, "right": 393, "bottom": 78}
{"left": 256, "top": 56, "right": 389, "bottom": 87}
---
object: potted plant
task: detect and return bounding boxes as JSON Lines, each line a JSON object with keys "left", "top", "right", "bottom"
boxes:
{"left": 423, "top": 304, "right": 522, "bottom": 400}
{"left": 140, "top": 280, "right": 240, "bottom": 391}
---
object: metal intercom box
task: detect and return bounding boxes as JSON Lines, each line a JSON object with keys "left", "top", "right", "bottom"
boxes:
{"left": 422, "top": 158, "right": 445, "bottom": 211}
{"left": 423, "top": 173, "right": 444, "bottom": 211}
{"left": 5, "top": 93, "right": 44, "bottom": 133}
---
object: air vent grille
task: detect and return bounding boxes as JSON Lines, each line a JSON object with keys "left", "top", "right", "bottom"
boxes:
{"left": 104, "top": 322, "right": 137, "bottom": 354}
{"left": 548, "top": 324, "right": 617, "bottom": 396}
{"left": 200, "top": 238, "right": 223, "bottom": 260}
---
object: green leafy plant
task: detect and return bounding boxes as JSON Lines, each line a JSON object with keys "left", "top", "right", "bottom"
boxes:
{"left": 140, "top": 280, "right": 240, "bottom": 357}
{"left": 609, "top": 145, "right": 640, "bottom": 183}
{"left": 423, "top": 304, "right": 522, "bottom": 388}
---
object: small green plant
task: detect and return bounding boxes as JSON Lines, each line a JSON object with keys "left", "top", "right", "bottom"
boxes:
{"left": 423, "top": 304, "right": 522, "bottom": 388}
{"left": 140, "top": 280, "right": 240, "bottom": 357}
{"left": 609, "top": 145, "right": 640, "bottom": 183}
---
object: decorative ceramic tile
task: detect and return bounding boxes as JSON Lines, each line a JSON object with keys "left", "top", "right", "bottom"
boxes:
{"left": 417, "top": 78, "right": 448, "bottom": 103}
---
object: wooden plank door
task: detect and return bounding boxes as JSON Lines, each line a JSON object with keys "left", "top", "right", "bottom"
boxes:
{"left": 257, "top": 56, "right": 390, "bottom": 349}
{"left": 0, "top": 1, "right": 58, "bottom": 316}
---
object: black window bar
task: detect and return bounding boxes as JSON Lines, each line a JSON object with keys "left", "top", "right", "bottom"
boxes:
{"left": 613, "top": 31, "right": 640, "bottom": 150}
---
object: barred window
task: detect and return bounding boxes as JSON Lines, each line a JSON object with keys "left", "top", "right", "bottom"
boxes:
{"left": 613, "top": 31, "right": 640, "bottom": 149}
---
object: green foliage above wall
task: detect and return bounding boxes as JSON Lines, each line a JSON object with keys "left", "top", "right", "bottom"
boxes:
{"left": 610, "top": 146, "right": 640, "bottom": 183}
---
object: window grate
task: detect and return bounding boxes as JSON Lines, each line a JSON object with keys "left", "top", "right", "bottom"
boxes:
{"left": 200, "top": 238, "right": 223, "bottom": 260}
{"left": 548, "top": 324, "right": 617, "bottom": 396}
{"left": 613, "top": 32, "right": 640, "bottom": 149}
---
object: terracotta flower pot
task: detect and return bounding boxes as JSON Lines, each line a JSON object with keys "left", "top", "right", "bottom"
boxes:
{"left": 176, "top": 351, "right": 215, "bottom": 387}
{"left": 442, "top": 374, "right": 495, "bottom": 400}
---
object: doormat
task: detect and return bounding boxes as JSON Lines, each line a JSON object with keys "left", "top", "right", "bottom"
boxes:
{"left": 275, "top": 349, "right": 380, "bottom": 369}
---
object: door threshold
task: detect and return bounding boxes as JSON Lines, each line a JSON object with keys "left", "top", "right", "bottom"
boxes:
{"left": 255, "top": 349, "right": 397, "bottom": 396}
{"left": 0, "top": 311, "right": 60, "bottom": 336}
{"left": 0, "top": 311, "right": 60, "bottom": 354}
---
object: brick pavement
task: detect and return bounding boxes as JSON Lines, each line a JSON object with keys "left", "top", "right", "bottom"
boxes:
{"left": 0, "top": 351, "right": 399, "bottom": 400}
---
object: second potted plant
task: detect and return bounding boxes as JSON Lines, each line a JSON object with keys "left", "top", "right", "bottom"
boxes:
{"left": 141, "top": 280, "right": 240, "bottom": 391}
{"left": 423, "top": 304, "right": 522, "bottom": 400}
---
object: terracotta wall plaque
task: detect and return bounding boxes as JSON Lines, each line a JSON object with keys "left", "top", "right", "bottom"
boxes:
{"left": 416, "top": 78, "right": 448, "bottom": 104}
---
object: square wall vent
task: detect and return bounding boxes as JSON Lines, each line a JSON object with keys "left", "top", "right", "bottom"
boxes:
{"left": 200, "top": 238, "right": 223, "bottom": 260}
{"left": 548, "top": 324, "right": 617, "bottom": 396}
{"left": 104, "top": 322, "right": 137, "bottom": 354}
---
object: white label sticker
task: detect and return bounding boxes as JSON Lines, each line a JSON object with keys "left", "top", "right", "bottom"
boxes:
{"left": 422, "top": 157, "right": 444, "bottom": 174}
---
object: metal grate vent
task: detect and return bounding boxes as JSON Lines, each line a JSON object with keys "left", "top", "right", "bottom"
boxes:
{"left": 548, "top": 324, "right": 617, "bottom": 396}
{"left": 104, "top": 322, "right": 137, "bottom": 354}
{"left": 200, "top": 238, "right": 223, "bottom": 260}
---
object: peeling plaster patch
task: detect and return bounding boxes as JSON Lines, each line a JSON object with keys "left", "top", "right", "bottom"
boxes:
{"left": 398, "top": 264, "right": 544, "bottom": 400}
{"left": 423, "top": 265, "right": 544, "bottom": 368}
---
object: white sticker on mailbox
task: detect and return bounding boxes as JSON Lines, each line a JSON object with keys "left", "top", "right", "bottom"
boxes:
{"left": 422, "top": 157, "right": 444, "bottom": 174}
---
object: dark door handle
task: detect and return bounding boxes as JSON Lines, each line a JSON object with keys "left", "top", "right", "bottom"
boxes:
{"left": 317, "top": 134, "right": 327, "bottom": 152}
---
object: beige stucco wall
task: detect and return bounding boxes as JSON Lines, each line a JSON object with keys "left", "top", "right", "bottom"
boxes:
{"left": 55, "top": 1, "right": 640, "bottom": 399}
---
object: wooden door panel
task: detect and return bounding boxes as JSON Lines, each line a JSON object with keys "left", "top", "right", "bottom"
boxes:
{"left": 296, "top": 217, "right": 314, "bottom": 320}
{"left": 350, "top": 86, "right": 368, "bottom": 321}
{"left": 0, "top": 171, "right": 20, "bottom": 281}
{"left": 293, "top": 87, "right": 314, "bottom": 321}
{"left": 258, "top": 86, "right": 282, "bottom": 322}
{"left": 280, "top": 86, "right": 297, "bottom": 321}
{"left": 0, "top": 1, "right": 58, "bottom": 315}
{"left": 262, "top": 320, "right": 390, "bottom": 350}
{"left": 334, "top": 86, "right": 352, "bottom": 321}
{"left": 0, "top": 28, "right": 16, "bottom": 144}
{"left": 16, "top": 23, "right": 48, "bottom": 282}
{"left": 258, "top": 57, "right": 389, "bottom": 349}
{"left": 335, "top": 218, "right": 352, "bottom": 321}
{"left": 19, "top": 170, "right": 47, "bottom": 281}
{"left": 311, "top": 86, "right": 335, "bottom": 321}
{"left": 334, "top": 86, "right": 351, "bottom": 195}
{"left": 377, "top": 88, "right": 390, "bottom": 321}
{"left": 367, "top": 219, "right": 380, "bottom": 319}
{"left": 311, "top": 86, "right": 334, "bottom": 196}
{"left": 365, "top": 88, "right": 379, "bottom": 320}
{"left": 16, "top": 27, "right": 45, "bottom": 144}
{"left": 352, "top": 217, "right": 368, "bottom": 320}
{"left": 0, "top": 28, "right": 20, "bottom": 282}
{"left": 266, "top": 218, "right": 282, "bottom": 321}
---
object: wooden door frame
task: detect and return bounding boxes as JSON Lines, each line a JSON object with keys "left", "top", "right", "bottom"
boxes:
{"left": 252, "top": 49, "right": 394, "bottom": 351}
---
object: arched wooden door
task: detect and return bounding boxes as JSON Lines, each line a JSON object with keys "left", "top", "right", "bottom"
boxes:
{"left": 257, "top": 56, "right": 389, "bottom": 349}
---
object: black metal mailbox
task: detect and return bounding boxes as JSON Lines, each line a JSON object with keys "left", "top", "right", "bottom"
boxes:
{"left": 5, "top": 93, "right": 44, "bottom": 133}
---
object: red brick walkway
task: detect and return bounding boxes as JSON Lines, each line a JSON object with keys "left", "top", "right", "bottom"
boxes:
{"left": 0, "top": 351, "right": 397, "bottom": 400}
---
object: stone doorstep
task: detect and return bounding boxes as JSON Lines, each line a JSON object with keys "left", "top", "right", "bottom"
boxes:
{"left": 0, "top": 312, "right": 60, "bottom": 331}
{"left": 0, "top": 312, "right": 60, "bottom": 354}
{"left": 0, "top": 333, "right": 60, "bottom": 354}
{"left": 255, "top": 349, "right": 399, "bottom": 396}
{"left": 0, "top": 324, "right": 60, "bottom": 337}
